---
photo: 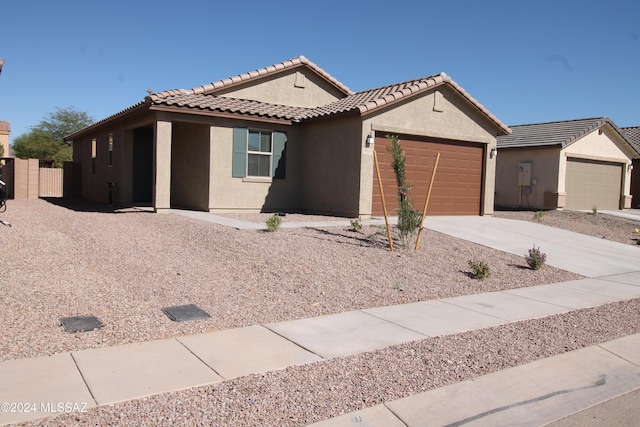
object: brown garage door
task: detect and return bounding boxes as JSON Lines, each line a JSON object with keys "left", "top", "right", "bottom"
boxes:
{"left": 372, "top": 134, "right": 483, "bottom": 216}
{"left": 565, "top": 158, "right": 622, "bottom": 210}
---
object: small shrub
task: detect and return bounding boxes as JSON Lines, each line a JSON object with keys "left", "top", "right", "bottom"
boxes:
{"left": 350, "top": 218, "right": 362, "bottom": 232}
{"left": 634, "top": 227, "right": 640, "bottom": 245}
{"left": 533, "top": 211, "right": 547, "bottom": 222}
{"left": 525, "top": 245, "right": 546, "bottom": 270}
{"left": 265, "top": 215, "right": 282, "bottom": 232}
{"left": 467, "top": 260, "right": 490, "bottom": 280}
{"left": 592, "top": 205, "right": 598, "bottom": 215}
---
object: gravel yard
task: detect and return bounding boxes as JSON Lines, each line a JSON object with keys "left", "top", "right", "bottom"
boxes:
{"left": 494, "top": 209, "right": 640, "bottom": 246}
{"left": 1, "top": 199, "right": 638, "bottom": 426}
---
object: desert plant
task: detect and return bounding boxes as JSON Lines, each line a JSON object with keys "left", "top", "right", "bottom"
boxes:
{"left": 386, "top": 134, "right": 422, "bottom": 245}
{"left": 525, "top": 245, "right": 547, "bottom": 270}
{"left": 467, "top": 260, "right": 490, "bottom": 280}
{"left": 592, "top": 205, "right": 598, "bottom": 215}
{"left": 533, "top": 211, "right": 547, "bottom": 222}
{"left": 350, "top": 218, "right": 362, "bottom": 232}
{"left": 265, "top": 215, "right": 282, "bottom": 232}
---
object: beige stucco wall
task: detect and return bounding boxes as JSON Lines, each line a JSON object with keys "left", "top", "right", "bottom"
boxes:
{"left": 495, "top": 148, "right": 561, "bottom": 209}
{"left": 171, "top": 122, "right": 210, "bottom": 210}
{"left": 214, "top": 68, "right": 346, "bottom": 108}
{"left": 361, "top": 86, "right": 500, "bottom": 216}
{"left": 208, "top": 118, "right": 302, "bottom": 212}
{"left": 297, "top": 116, "right": 363, "bottom": 217}
{"left": 72, "top": 124, "right": 134, "bottom": 205}
{"left": 153, "top": 120, "right": 172, "bottom": 211}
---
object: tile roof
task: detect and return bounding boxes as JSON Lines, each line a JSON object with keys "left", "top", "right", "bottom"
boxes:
{"left": 497, "top": 117, "right": 634, "bottom": 150}
{"left": 152, "top": 92, "right": 314, "bottom": 121}
{"left": 622, "top": 126, "right": 640, "bottom": 154}
{"left": 151, "top": 72, "right": 511, "bottom": 135}
{"left": 149, "top": 56, "right": 353, "bottom": 101}
{"left": 303, "top": 74, "right": 450, "bottom": 118}
{"left": 302, "top": 73, "right": 510, "bottom": 135}
{"left": 65, "top": 56, "right": 510, "bottom": 139}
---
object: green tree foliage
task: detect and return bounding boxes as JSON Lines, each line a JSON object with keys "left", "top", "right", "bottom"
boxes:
{"left": 12, "top": 107, "right": 93, "bottom": 167}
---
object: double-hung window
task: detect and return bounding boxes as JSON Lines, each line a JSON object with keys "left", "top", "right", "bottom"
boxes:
{"left": 247, "top": 130, "right": 272, "bottom": 177}
{"left": 232, "top": 127, "right": 286, "bottom": 179}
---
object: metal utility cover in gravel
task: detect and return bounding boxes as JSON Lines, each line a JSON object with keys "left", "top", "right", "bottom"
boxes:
{"left": 161, "top": 304, "right": 211, "bottom": 322}
{"left": 60, "top": 315, "right": 104, "bottom": 333}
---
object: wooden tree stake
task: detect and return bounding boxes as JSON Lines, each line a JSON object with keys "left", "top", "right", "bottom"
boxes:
{"left": 374, "top": 150, "right": 393, "bottom": 252}
{"left": 415, "top": 152, "right": 440, "bottom": 251}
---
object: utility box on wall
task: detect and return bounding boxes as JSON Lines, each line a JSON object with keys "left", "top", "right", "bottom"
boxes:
{"left": 518, "top": 162, "right": 532, "bottom": 186}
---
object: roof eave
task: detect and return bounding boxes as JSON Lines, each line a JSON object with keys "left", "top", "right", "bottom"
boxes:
{"left": 600, "top": 118, "right": 640, "bottom": 158}
{"left": 64, "top": 101, "right": 151, "bottom": 141}
{"left": 442, "top": 76, "right": 511, "bottom": 136}
{"left": 149, "top": 104, "right": 296, "bottom": 125}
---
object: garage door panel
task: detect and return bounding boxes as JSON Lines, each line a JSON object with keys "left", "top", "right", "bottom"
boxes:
{"left": 565, "top": 158, "right": 622, "bottom": 210}
{"left": 372, "top": 136, "right": 483, "bottom": 216}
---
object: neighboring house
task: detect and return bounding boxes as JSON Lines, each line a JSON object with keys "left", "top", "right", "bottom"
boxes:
{"left": 0, "top": 121, "right": 9, "bottom": 157}
{"left": 621, "top": 126, "right": 640, "bottom": 208}
{"left": 496, "top": 117, "right": 638, "bottom": 211}
{"left": 64, "top": 56, "right": 510, "bottom": 218}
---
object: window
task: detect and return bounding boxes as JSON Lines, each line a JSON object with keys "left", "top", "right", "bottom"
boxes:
{"left": 232, "top": 127, "right": 286, "bottom": 179}
{"left": 108, "top": 134, "right": 114, "bottom": 167}
{"left": 247, "top": 130, "right": 272, "bottom": 177}
{"left": 91, "top": 138, "right": 97, "bottom": 175}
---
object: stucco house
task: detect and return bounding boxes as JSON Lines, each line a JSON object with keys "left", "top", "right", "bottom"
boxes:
{"left": 621, "top": 126, "right": 640, "bottom": 208}
{"left": 495, "top": 117, "right": 638, "bottom": 211}
{"left": 0, "top": 121, "right": 9, "bottom": 157}
{"left": 64, "top": 56, "right": 510, "bottom": 218}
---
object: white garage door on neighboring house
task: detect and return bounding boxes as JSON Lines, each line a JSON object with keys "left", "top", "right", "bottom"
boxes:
{"left": 565, "top": 158, "right": 622, "bottom": 210}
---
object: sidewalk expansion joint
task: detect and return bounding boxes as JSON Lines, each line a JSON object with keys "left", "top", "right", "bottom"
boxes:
{"left": 174, "top": 338, "right": 226, "bottom": 380}
{"left": 69, "top": 352, "right": 98, "bottom": 407}
{"left": 260, "top": 324, "right": 327, "bottom": 361}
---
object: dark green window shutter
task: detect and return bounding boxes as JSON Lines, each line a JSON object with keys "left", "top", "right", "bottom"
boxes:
{"left": 232, "top": 127, "right": 247, "bottom": 177}
{"left": 272, "top": 131, "right": 287, "bottom": 179}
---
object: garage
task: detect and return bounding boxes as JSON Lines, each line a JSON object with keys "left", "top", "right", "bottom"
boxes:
{"left": 372, "top": 134, "right": 484, "bottom": 216}
{"left": 565, "top": 158, "right": 622, "bottom": 210}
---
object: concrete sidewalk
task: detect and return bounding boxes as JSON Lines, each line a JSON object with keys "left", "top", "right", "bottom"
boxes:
{"left": 1, "top": 272, "right": 639, "bottom": 425}
{"left": 2, "top": 214, "right": 639, "bottom": 426}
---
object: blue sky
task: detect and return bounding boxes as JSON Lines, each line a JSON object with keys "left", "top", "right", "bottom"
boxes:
{"left": 0, "top": 0, "right": 638, "bottom": 141}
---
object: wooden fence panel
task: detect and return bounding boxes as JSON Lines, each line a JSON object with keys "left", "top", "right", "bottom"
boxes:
{"left": 39, "top": 167, "right": 63, "bottom": 197}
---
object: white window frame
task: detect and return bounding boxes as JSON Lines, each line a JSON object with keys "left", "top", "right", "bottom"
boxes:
{"left": 246, "top": 129, "right": 273, "bottom": 178}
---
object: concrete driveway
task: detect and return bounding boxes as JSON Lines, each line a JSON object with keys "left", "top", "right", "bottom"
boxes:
{"left": 424, "top": 216, "right": 640, "bottom": 278}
